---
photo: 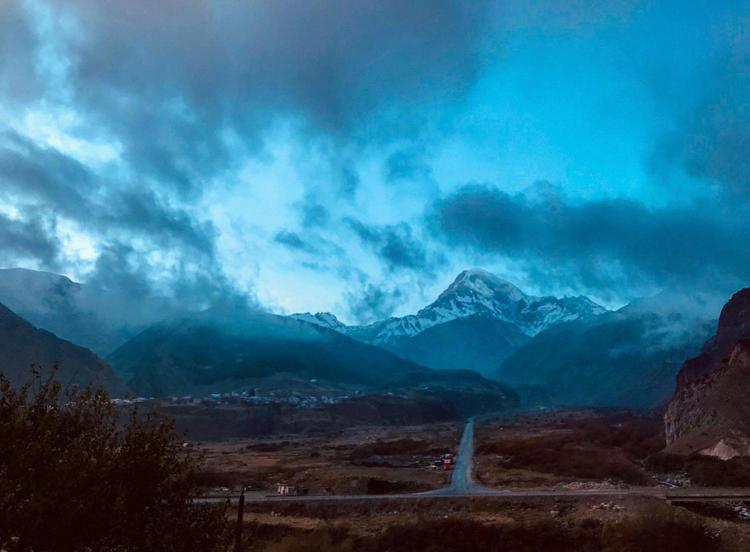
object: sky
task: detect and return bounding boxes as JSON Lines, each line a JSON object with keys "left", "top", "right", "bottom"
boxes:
{"left": 0, "top": 0, "right": 749, "bottom": 324}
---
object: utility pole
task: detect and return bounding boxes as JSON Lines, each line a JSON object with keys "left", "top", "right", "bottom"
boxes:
{"left": 234, "top": 488, "right": 245, "bottom": 551}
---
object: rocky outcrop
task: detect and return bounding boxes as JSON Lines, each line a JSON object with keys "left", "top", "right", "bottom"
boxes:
{"left": 676, "top": 288, "right": 750, "bottom": 387}
{"left": 665, "top": 288, "right": 750, "bottom": 458}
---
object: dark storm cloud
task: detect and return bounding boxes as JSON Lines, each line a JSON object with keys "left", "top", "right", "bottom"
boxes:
{"left": 0, "top": 2, "right": 38, "bottom": 103}
{"left": 0, "top": 132, "right": 216, "bottom": 256}
{"left": 0, "top": 212, "right": 59, "bottom": 267}
{"left": 344, "top": 218, "right": 432, "bottom": 273}
{"left": 296, "top": 199, "right": 330, "bottom": 229}
{"left": 273, "top": 230, "right": 318, "bottom": 254}
{"left": 0, "top": 0, "right": 492, "bottom": 307}
{"left": 77, "top": 241, "right": 254, "bottom": 327}
{"left": 0, "top": 131, "right": 93, "bottom": 216}
{"left": 650, "top": 49, "right": 750, "bottom": 200}
{"left": 384, "top": 148, "right": 432, "bottom": 183}
{"left": 346, "top": 283, "right": 404, "bottom": 324}
{"left": 0, "top": 130, "right": 245, "bottom": 317}
{"left": 104, "top": 189, "right": 216, "bottom": 256}
{"left": 431, "top": 183, "right": 750, "bottom": 293}
{"left": 0, "top": 0, "right": 492, "bottom": 198}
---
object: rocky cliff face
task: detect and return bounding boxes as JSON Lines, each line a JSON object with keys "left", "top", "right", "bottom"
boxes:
{"left": 676, "top": 288, "right": 750, "bottom": 387}
{"left": 665, "top": 288, "right": 750, "bottom": 458}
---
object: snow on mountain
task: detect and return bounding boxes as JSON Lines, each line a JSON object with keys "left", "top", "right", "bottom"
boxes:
{"left": 340, "top": 269, "right": 607, "bottom": 345}
{"left": 290, "top": 311, "right": 347, "bottom": 332}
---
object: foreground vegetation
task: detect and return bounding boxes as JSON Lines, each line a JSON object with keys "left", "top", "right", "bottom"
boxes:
{"left": 255, "top": 506, "right": 730, "bottom": 551}
{"left": 0, "top": 368, "right": 228, "bottom": 552}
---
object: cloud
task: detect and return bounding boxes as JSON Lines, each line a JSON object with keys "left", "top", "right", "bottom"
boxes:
{"left": 0, "top": 0, "right": 492, "bottom": 199}
{"left": 0, "top": 129, "right": 246, "bottom": 318}
{"left": 0, "top": 211, "right": 59, "bottom": 267}
{"left": 346, "top": 283, "right": 404, "bottom": 324}
{"left": 273, "top": 230, "right": 318, "bottom": 254}
{"left": 344, "top": 218, "right": 433, "bottom": 273}
{"left": 73, "top": 241, "right": 255, "bottom": 329}
{"left": 0, "top": 132, "right": 217, "bottom": 256}
{"left": 650, "top": 49, "right": 750, "bottom": 201}
{"left": 431, "top": 183, "right": 750, "bottom": 294}
{"left": 295, "top": 198, "right": 330, "bottom": 229}
{"left": 384, "top": 148, "right": 432, "bottom": 183}
{"left": 0, "top": 2, "right": 39, "bottom": 104}
{"left": 0, "top": 0, "right": 493, "bottom": 316}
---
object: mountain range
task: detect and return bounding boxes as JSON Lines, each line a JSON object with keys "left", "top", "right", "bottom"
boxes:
{"left": 295, "top": 269, "right": 605, "bottom": 341}
{"left": 0, "top": 266, "right": 726, "bottom": 411}
{"left": 107, "top": 307, "right": 437, "bottom": 397}
{"left": 293, "top": 268, "right": 606, "bottom": 376}
{"left": 496, "top": 292, "right": 717, "bottom": 408}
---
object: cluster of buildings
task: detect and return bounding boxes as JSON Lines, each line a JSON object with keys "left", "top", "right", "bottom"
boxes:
{"left": 112, "top": 388, "right": 355, "bottom": 409}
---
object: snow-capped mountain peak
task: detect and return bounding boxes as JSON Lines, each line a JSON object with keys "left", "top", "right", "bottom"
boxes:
{"left": 290, "top": 311, "right": 346, "bottom": 331}
{"left": 344, "top": 269, "right": 607, "bottom": 344}
{"left": 439, "top": 268, "right": 526, "bottom": 303}
{"left": 287, "top": 269, "right": 606, "bottom": 346}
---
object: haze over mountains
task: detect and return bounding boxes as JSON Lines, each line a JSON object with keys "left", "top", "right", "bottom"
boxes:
{"left": 497, "top": 294, "right": 716, "bottom": 408}
{"left": 0, "top": 266, "right": 730, "bottom": 411}
{"left": 0, "top": 302, "right": 125, "bottom": 395}
{"left": 108, "top": 307, "right": 439, "bottom": 397}
{"left": 0, "top": 268, "right": 172, "bottom": 356}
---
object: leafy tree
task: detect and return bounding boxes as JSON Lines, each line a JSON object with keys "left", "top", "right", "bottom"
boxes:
{"left": 0, "top": 367, "right": 229, "bottom": 552}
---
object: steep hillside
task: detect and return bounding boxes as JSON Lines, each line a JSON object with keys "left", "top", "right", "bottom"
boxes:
{"left": 109, "top": 309, "right": 439, "bottom": 397}
{"left": 497, "top": 300, "right": 714, "bottom": 408}
{"left": 0, "top": 268, "right": 144, "bottom": 355}
{"left": 386, "top": 315, "right": 530, "bottom": 377}
{"left": 0, "top": 302, "right": 126, "bottom": 395}
{"left": 665, "top": 288, "right": 750, "bottom": 458}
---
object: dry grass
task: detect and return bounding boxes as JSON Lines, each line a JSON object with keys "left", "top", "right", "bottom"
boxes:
{"left": 197, "top": 422, "right": 459, "bottom": 495}
{"left": 474, "top": 410, "right": 663, "bottom": 487}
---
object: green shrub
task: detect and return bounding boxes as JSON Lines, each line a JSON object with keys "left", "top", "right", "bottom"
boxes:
{"left": 0, "top": 369, "right": 228, "bottom": 552}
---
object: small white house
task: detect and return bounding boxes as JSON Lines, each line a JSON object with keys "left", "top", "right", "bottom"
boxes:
{"left": 276, "top": 482, "right": 298, "bottom": 496}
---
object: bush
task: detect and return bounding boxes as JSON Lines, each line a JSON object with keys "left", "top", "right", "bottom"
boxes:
{"left": 257, "top": 508, "right": 720, "bottom": 552}
{"left": 644, "top": 452, "right": 685, "bottom": 473}
{"left": 607, "top": 505, "right": 717, "bottom": 552}
{"left": 684, "top": 455, "right": 750, "bottom": 487}
{"left": 0, "top": 369, "right": 228, "bottom": 552}
{"left": 478, "top": 434, "right": 651, "bottom": 484}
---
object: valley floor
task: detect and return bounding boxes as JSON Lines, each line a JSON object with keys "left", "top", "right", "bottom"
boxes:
{"left": 197, "top": 408, "right": 750, "bottom": 550}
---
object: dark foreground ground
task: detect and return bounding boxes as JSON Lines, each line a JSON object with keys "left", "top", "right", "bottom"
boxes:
{"left": 198, "top": 408, "right": 750, "bottom": 551}
{"left": 235, "top": 494, "right": 750, "bottom": 551}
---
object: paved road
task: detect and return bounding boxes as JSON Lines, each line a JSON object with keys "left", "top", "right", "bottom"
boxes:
{"left": 421, "top": 416, "right": 497, "bottom": 496}
{"left": 451, "top": 416, "right": 474, "bottom": 492}
{"left": 201, "top": 418, "right": 750, "bottom": 504}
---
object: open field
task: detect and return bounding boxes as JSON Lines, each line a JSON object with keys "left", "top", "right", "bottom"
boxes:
{"left": 197, "top": 409, "right": 750, "bottom": 550}
{"left": 196, "top": 422, "right": 461, "bottom": 496}
{"left": 473, "top": 409, "right": 665, "bottom": 489}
